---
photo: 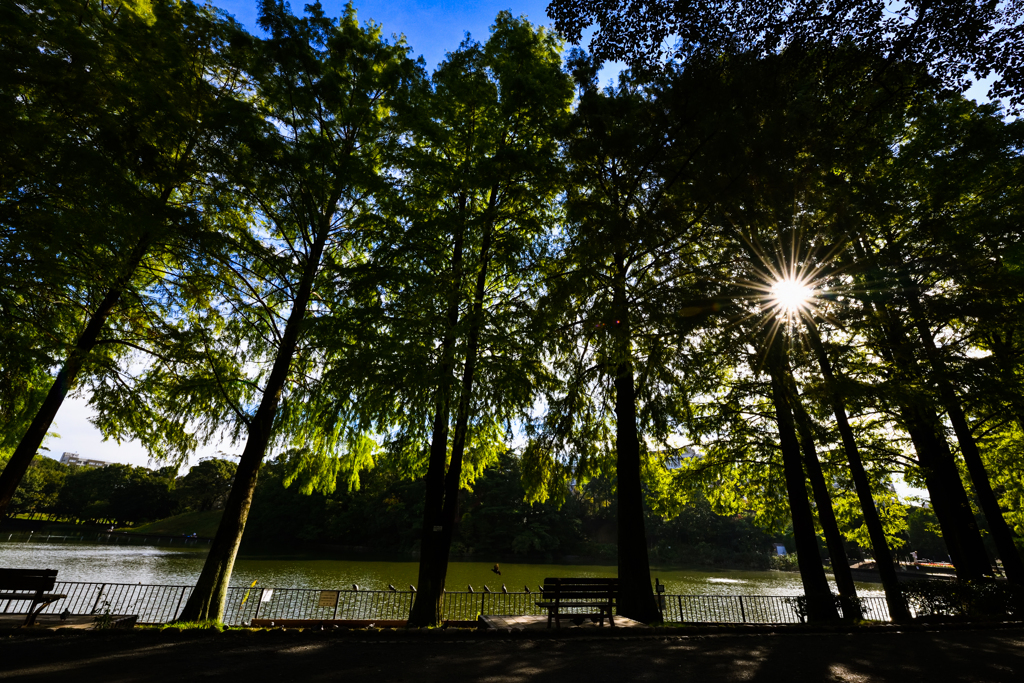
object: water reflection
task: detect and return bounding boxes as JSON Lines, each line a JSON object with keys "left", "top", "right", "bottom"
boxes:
{"left": 0, "top": 537, "right": 883, "bottom": 597}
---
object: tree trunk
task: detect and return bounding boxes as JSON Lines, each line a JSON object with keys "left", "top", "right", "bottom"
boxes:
{"left": 785, "top": 372, "right": 860, "bottom": 619}
{"left": 0, "top": 235, "right": 152, "bottom": 520}
{"left": 407, "top": 382, "right": 455, "bottom": 627}
{"left": 906, "top": 294, "right": 1024, "bottom": 584}
{"left": 803, "top": 315, "right": 911, "bottom": 621}
{"left": 408, "top": 194, "right": 472, "bottom": 628}
{"left": 177, "top": 221, "right": 330, "bottom": 623}
{"left": 766, "top": 340, "right": 840, "bottom": 622}
{"left": 853, "top": 240, "right": 993, "bottom": 580}
{"left": 610, "top": 252, "right": 661, "bottom": 624}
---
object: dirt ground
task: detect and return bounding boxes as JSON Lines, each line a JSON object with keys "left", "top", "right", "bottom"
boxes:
{"left": 0, "top": 626, "right": 1022, "bottom": 682}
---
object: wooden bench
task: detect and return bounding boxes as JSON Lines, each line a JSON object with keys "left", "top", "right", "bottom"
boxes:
{"left": 535, "top": 577, "right": 618, "bottom": 628}
{"left": 0, "top": 568, "right": 67, "bottom": 626}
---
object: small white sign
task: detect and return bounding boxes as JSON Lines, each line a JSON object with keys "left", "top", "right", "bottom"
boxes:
{"left": 261, "top": 589, "right": 274, "bottom": 603}
{"left": 318, "top": 591, "right": 339, "bottom": 608}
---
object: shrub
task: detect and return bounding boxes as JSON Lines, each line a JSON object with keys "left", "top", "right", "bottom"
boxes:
{"left": 902, "top": 580, "right": 1024, "bottom": 619}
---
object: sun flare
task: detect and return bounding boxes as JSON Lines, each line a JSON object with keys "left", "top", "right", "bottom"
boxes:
{"left": 770, "top": 279, "right": 813, "bottom": 314}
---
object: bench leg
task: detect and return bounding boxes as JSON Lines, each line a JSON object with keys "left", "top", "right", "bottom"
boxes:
{"left": 24, "top": 599, "right": 60, "bottom": 627}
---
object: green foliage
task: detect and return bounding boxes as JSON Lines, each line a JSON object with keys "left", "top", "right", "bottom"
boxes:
{"left": 52, "top": 462, "right": 176, "bottom": 525}
{"left": 238, "top": 450, "right": 776, "bottom": 566}
{"left": 902, "top": 580, "right": 1024, "bottom": 619}
{"left": 770, "top": 554, "right": 801, "bottom": 572}
{"left": 174, "top": 459, "right": 236, "bottom": 513}
{"left": 1, "top": 455, "right": 68, "bottom": 517}
{"left": 905, "top": 506, "right": 950, "bottom": 561}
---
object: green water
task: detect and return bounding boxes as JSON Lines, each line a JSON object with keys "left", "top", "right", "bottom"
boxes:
{"left": 0, "top": 536, "right": 884, "bottom": 597}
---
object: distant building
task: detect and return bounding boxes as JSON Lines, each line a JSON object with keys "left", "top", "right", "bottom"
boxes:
{"left": 59, "top": 452, "right": 110, "bottom": 469}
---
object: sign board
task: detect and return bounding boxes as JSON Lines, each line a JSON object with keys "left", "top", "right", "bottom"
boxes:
{"left": 318, "top": 590, "right": 339, "bottom": 608}
{"left": 261, "top": 589, "right": 274, "bottom": 603}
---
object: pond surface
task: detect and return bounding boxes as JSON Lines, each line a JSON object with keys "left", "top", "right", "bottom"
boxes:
{"left": 0, "top": 535, "right": 884, "bottom": 597}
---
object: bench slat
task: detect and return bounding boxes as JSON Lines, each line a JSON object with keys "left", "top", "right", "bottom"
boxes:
{"left": 0, "top": 593, "right": 67, "bottom": 601}
{"left": 0, "top": 568, "right": 59, "bottom": 592}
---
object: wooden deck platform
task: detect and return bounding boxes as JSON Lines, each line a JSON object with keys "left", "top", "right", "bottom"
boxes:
{"left": 480, "top": 614, "right": 647, "bottom": 630}
{"left": 0, "top": 614, "right": 137, "bottom": 630}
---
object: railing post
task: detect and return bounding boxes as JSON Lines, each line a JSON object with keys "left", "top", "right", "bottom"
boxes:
{"left": 739, "top": 595, "right": 746, "bottom": 623}
{"left": 174, "top": 586, "right": 188, "bottom": 622}
{"left": 90, "top": 584, "right": 107, "bottom": 614}
{"left": 252, "top": 588, "right": 267, "bottom": 622}
{"left": 677, "top": 595, "right": 683, "bottom": 622}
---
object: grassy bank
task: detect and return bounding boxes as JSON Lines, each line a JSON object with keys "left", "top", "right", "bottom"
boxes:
{"left": 121, "top": 510, "right": 223, "bottom": 538}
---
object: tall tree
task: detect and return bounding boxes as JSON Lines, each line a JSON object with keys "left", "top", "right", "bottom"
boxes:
{"left": 800, "top": 314, "right": 912, "bottom": 620}
{"left": 843, "top": 94, "right": 1024, "bottom": 582}
{"left": 0, "top": 0, "right": 252, "bottom": 518}
{"left": 150, "top": 0, "right": 421, "bottom": 622}
{"left": 341, "top": 14, "right": 572, "bottom": 627}
{"left": 545, "top": 0, "right": 1022, "bottom": 109}
{"left": 526, "top": 55, "right": 739, "bottom": 623}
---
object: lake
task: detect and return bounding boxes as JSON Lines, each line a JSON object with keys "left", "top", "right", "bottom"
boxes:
{"left": 1, "top": 534, "right": 885, "bottom": 597}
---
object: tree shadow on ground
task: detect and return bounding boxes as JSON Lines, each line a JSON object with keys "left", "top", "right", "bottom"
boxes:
{"left": 0, "top": 628, "right": 1021, "bottom": 682}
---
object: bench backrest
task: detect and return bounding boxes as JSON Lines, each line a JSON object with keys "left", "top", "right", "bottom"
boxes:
{"left": 541, "top": 577, "right": 619, "bottom": 601}
{"left": 0, "top": 568, "right": 58, "bottom": 592}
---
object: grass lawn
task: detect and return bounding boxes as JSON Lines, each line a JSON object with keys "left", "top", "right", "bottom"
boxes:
{"left": 120, "top": 510, "right": 223, "bottom": 538}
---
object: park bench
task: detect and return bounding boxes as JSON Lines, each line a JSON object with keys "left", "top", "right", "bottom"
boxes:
{"left": 0, "top": 568, "right": 67, "bottom": 626}
{"left": 536, "top": 577, "right": 618, "bottom": 628}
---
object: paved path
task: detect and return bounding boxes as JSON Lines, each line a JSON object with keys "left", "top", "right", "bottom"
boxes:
{"left": 0, "top": 627, "right": 1021, "bottom": 682}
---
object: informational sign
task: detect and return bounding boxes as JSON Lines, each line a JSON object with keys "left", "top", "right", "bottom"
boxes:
{"left": 261, "top": 589, "right": 274, "bottom": 603}
{"left": 318, "top": 590, "right": 339, "bottom": 608}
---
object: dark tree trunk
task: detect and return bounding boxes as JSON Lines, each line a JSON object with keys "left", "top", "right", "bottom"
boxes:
{"left": 407, "top": 381, "right": 455, "bottom": 627}
{"left": 906, "top": 295, "right": 1024, "bottom": 585}
{"left": 786, "top": 374, "right": 860, "bottom": 619}
{"left": 874, "top": 327, "right": 993, "bottom": 580}
{"left": 766, "top": 341, "right": 840, "bottom": 622}
{"left": 899, "top": 406, "right": 993, "bottom": 579}
{"left": 177, "top": 221, "right": 330, "bottom": 623}
{"left": 803, "top": 316, "right": 911, "bottom": 621}
{"left": 0, "top": 236, "right": 152, "bottom": 520}
{"left": 853, "top": 240, "right": 993, "bottom": 580}
{"left": 409, "top": 193, "right": 481, "bottom": 628}
{"left": 610, "top": 253, "right": 661, "bottom": 624}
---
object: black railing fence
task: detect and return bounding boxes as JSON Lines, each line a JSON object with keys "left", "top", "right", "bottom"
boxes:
{"left": 661, "top": 594, "right": 890, "bottom": 623}
{"left": 0, "top": 581, "right": 892, "bottom": 625}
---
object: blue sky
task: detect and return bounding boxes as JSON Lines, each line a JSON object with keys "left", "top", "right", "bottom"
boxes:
{"left": 212, "top": 1, "right": 559, "bottom": 70}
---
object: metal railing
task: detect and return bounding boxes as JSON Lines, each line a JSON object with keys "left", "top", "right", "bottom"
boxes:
{"left": 0, "top": 581, "right": 892, "bottom": 625}
{"left": 660, "top": 594, "right": 891, "bottom": 623}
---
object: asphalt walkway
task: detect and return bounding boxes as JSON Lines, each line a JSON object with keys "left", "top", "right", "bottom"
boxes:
{"left": 0, "top": 626, "right": 1021, "bottom": 682}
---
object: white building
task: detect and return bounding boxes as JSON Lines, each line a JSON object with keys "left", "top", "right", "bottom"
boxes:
{"left": 59, "top": 452, "right": 110, "bottom": 469}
